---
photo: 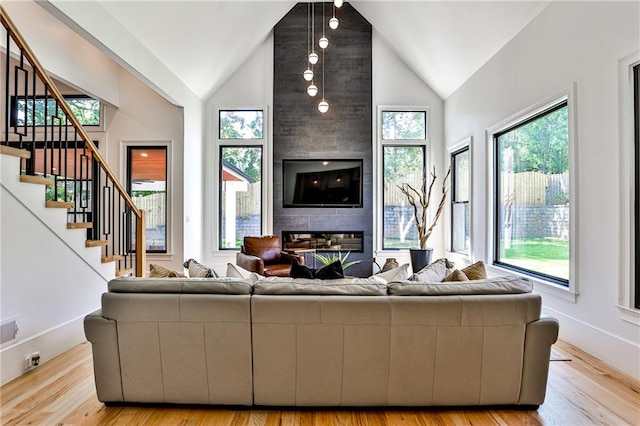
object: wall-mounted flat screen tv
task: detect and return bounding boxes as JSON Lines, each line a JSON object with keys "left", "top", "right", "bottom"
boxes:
{"left": 283, "top": 159, "right": 363, "bottom": 208}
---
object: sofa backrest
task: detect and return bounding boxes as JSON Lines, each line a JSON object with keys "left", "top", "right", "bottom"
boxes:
{"left": 251, "top": 292, "right": 542, "bottom": 406}
{"left": 108, "top": 276, "right": 253, "bottom": 294}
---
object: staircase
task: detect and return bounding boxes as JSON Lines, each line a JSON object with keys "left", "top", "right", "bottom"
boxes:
{"left": 0, "top": 5, "right": 146, "bottom": 277}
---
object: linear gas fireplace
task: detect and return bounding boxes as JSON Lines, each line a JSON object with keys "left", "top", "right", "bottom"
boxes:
{"left": 282, "top": 231, "right": 363, "bottom": 253}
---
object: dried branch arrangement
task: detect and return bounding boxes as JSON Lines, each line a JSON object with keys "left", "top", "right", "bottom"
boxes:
{"left": 397, "top": 166, "right": 451, "bottom": 249}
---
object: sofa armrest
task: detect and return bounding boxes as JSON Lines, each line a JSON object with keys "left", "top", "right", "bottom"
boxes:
{"left": 236, "top": 252, "right": 265, "bottom": 275}
{"left": 280, "top": 251, "right": 304, "bottom": 265}
{"left": 519, "top": 316, "right": 559, "bottom": 405}
{"left": 84, "top": 310, "right": 124, "bottom": 402}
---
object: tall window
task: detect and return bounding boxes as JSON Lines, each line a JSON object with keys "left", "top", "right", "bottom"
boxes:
{"left": 11, "top": 95, "right": 101, "bottom": 127}
{"left": 218, "top": 109, "right": 264, "bottom": 249}
{"left": 381, "top": 109, "right": 428, "bottom": 249}
{"left": 494, "top": 100, "right": 570, "bottom": 284}
{"left": 127, "top": 146, "right": 168, "bottom": 253}
{"left": 451, "top": 146, "right": 470, "bottom": 254}
{"left": 634, "top": 64, "right": 639, "bottom": 308}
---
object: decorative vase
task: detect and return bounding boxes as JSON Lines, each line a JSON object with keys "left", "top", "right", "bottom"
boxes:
{"left": 381, "top": 258, "right": 399, "bottom": 272}
{"left": 409, "top": 248, "right": 433, "bottom": 273}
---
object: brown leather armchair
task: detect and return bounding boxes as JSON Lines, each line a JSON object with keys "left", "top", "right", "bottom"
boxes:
{"left": 236, "top": 235, "right": 304, "bottom": 277}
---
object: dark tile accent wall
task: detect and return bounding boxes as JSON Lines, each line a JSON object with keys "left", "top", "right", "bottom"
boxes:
{"left": 273, "top": 2, "right": 372, "bottom": 277}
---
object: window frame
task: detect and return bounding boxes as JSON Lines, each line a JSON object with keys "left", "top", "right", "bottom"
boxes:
{"left": 214, "top": 107, "right": 267, "bottom": 251}
{"left": 449, "top": 141, "right": 471, "bottom": 257}
{"left": 616, "top": 51, "right": 640, "bottom": 322}
{"left": 126, "top": 145, "right": 168, "bottom": 254}
{"left": 381, "top": 144, "right": 427, "bottom": 250}
{"left": 634, "top": 63, "right": 640, "bottom": 309}
{"left": 376, "top": 106, "right": 430, "bottom": 252}
{"left": 486, "top": 86, "right": 578, "bottom": 301}
{"left": 10, "top": 94, "right": 102, "bottom": 127}
{"left": 218, "top": 144, "right": 264, "bottom": 250}
{"left": 218, "top": 109, "right": 264, "bottom": 140}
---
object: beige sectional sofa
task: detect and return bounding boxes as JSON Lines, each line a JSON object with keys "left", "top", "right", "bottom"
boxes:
{"left": 84, "top": 274, "right": 558, "bottom": 408}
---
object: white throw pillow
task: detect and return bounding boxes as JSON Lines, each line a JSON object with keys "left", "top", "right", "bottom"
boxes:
{"left": 226, "top": 263, "right": 262, "bottom": 283}
{"left": 371, "top": 263, "right": 410, "bottom": 283}
{"left": 408, "top": 258, "right": 452, "bottom": 282}
{"left": 183, "top": 258, "right": 218, "bottom": 278}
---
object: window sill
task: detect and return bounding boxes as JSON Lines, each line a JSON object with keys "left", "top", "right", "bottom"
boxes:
{"left": 485, "top": 264, "right": 577, "bottom": 303}
{"left": 146, "top": 253, "right": 174, "bottom": 261}
{"left": 616, "top": 305, "right": 640, "bottom": 326}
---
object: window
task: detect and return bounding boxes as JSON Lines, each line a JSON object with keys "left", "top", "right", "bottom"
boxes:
{"left": 494, "top": 100, "right": 570, "bottom": 284}
{"left": 219, "top": 146, "right": 262, "bottom": 249}
{"left": 219, "top": 110, "right": 263, "bottom": 139}
{"left": 634, "top": 64, "right": 639, "bottom": 308}
{"left": 217, "top": 108, "right": 265, "bottom": 250}
{"left": 382, "top": 111, "right": 426, "bottom": 140}
{"left": 127, "top": 146, "right": 168, "bottom": 253}
{"left": 11, "top": 95, "right": 101, "bottom": 127}
{"left": 451, "top": 146, "right": 470, "bottom": 255}
{"left": 380, "top": 108, "right": 428, "bottom": 250}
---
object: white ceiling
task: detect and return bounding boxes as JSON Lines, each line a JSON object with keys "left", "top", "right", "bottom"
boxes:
{"left": 46, "top": 1, "right": 550, "bottom": 101}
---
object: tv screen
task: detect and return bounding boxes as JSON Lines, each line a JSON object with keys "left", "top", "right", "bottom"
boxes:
{"left": 283, "top": 159, "right": 363, "bottom": 208}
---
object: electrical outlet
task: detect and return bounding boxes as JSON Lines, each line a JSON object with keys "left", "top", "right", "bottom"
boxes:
{"left": 31, "top": 351, "right": 40, "bottom": 367}
{"left": 24, "top": 355, "right": 31, "bottom": 370}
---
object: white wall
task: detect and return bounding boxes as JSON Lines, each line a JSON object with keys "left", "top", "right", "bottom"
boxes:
{"left": 372, "top": 30, "right": 445, "bottom": 268}
{"left": 0, "top": 155, "right": 113, "bottom": 385}
{"left": 3, "top": 1, "right": 120, "bottom": 107}
{"left": 445, "top": 1, "right": 640, "bottom": 379}
{"left": 203, "top": 34, "right": 274, "bottom": 274}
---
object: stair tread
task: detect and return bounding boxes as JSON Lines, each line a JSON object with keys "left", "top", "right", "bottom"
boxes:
{"left": 0, "top": 145, "right": 31, "bottom": 159}
{"left": 85, "top": 240, "right": 108, "bottom": 247}
{"left": 46, "top": 200, "right": 74, "bottom": 209}
{"left": 20, "top": 175, "right": 54, "bottom": 186}
{"left": 102, "top": 255, "right": 123, "bottom": 263}
{"left": 67, "top": 222, "right": 92, "bottom": 229}
{"left": 116, "top": 268, "right": 134, "bottom": 277}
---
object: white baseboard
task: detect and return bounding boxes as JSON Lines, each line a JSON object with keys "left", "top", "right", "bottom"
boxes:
{"left": 543, "top": 306, "right": 640, "bottom": 380}
{"left": 0, "top": 314, "right": 88, "bottom": 386}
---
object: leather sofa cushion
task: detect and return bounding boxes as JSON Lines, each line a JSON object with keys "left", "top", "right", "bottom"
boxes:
{"left": 253, "top": 277, "right": 387, "bottom": 295}
{"left": 108, "top": 277, "right": 253, "bottom": 295}
{"left": 388, "top": 275, "right": 532, "bottom": 296}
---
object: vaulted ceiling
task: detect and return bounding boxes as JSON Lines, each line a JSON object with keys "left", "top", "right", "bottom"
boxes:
{"left": 43, "top": 1, "right": 549, "bottom": 101}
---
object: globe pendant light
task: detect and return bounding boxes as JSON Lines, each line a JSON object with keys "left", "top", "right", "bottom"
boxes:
{"left": 318, "top": 43, "right": 329, "bottom": 113}
{"left": 318, "top": 4, "right": 329, "bottom": 49}
{"left": 307, "top": 82, "right": 318, "bottom": 97}
{"left": 334, "top": 0, "right": 343, "bottom": 8}
{"left": 303, "top": 3, "right": 315, "bottom": 82}
{"left": 329, "top": 4, "right": 339, "bottom": 29}
{"left": 303, "top": 68, "right": 314, "bottom": 81}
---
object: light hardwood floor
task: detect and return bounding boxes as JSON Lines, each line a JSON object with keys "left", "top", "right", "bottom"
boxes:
{"left": 1, "top": 340, "right": 639, "bottom": 425}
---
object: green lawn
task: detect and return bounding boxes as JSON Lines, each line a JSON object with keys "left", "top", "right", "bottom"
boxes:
{"left": 500, "top": 237, "right": 569, "bottom": 280}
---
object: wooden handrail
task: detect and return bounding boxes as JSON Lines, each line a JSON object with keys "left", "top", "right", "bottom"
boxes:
{"left": 0, "top": 5, "right": 141, "bottom": 219}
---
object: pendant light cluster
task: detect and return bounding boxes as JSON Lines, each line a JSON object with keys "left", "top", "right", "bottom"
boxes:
{"left": 303, "top": 1, "right": 343, "bottom": 113}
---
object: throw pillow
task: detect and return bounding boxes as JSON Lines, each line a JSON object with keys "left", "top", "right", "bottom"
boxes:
{"left": 315, "top": 260, "right": 344, "bottom": 280}
{"left": 442, "top": 269, "right": 470, "bottom": 282}
{"left": 225, "top": 263, "right": 262, "bottom": 283}
{"left": 371, "top": 263, "right": 410, "bottom": 283}
{"left": 149, "top": 263, "right": 186, "bottom": 278}
{"left": 461, "top": 260, "right": 487, "bottom": 280}
{"left": 183, "top": 258, "right": 218, "bottom": 278}
{"left": 409, "top": 258, "right": 453, "bottom": 282}
{"left": 290, "top": 258, "right": 315, "bottom": 279}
